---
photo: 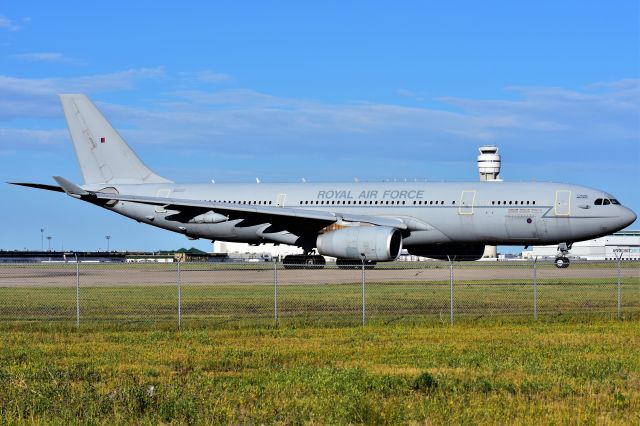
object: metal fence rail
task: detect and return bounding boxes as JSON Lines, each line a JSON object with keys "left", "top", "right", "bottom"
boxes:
{"left": 0, "top": 259, "right": 638, "bottom": 327}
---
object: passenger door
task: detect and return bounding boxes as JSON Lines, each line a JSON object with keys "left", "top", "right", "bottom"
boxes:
{"left": 555, "top": 190, "right": 571, "bottom": 216}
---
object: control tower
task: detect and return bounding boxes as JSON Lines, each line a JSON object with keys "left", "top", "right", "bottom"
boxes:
{"left": 477, "top": 145, "right": 502, "bottom": 181}
{"left": 478, "top": 146, "right": 500, "bottom": 258}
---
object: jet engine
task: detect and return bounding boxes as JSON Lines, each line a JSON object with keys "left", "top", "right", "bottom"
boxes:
{"left": 316, "top": 226, "right": 402, "bottom": 261}
{"left": 407, "top": 243, "right": 485, "bottom": 261}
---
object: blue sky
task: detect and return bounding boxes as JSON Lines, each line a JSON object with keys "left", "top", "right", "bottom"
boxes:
{"left": 1, "top": 1, "right": 638, "bottom": 252}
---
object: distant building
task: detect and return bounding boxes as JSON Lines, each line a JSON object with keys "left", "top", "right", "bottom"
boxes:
{"left": 213, "top": 241, "right": 302, "bottom": 261}
{"left": 0, "top": 251, "right": 128, "bottom": 263}
{"left": 0, "top": 249, "right": 229, "bottom": 264}
{"left": 523, "top": 230, "right": 640, "bottom": 261}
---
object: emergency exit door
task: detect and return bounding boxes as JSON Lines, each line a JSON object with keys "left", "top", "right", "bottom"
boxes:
{"left": 458, "top": 190, "right": 476, "bottom": 215}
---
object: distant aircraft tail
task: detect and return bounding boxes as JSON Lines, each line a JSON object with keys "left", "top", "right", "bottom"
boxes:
{"left": 59, "top": 94, "right": 172, "bottom": 185}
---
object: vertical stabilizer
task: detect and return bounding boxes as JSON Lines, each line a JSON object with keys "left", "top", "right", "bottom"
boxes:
{"left": 59, "top": 94, "right": 172, "bottom": 185}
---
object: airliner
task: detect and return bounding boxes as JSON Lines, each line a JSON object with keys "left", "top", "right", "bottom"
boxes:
{"left": 11, "top": 95, "right": 637, "bottom": 268}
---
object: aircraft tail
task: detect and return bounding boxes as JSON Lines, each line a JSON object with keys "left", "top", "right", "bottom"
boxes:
{"left": 59, "top": 94, "right": 172, "bottom": 185}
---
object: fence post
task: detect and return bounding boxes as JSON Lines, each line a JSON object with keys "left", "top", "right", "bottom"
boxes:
{"left": 274, "top": 260, "right": 278, "bottom": 323}
{"left": 75, "top": 253, "right": 80, "bottom": 329}
{"left": 361, "top": 254, "right": 366, "bottom": 326}
{"left": 533, "top": 256, "right": 538, "bottom": 320}
{"left": 448, "top": 256, "right": 454, "bottom": 325}
{"left": 177, "top": 261, "right": 182, "bottom": 329}
{"left": 616, "top": 253, "right": 622, "bottom": 320}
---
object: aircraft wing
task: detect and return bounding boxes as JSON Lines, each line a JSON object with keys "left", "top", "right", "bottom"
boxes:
{"left": 89, "top": 191, "right": 409, "bottom": 235}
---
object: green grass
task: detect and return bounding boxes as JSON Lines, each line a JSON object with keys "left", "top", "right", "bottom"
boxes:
{"left": 0, "top": 320, "right": 638, "bottom": 424}
{"left": 1, "top": 278, "right": 638, "bottom": 326}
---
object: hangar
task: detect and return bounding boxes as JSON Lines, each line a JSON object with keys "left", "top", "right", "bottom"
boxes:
{"left": 523, "top": 230, "right": 640, "bottom": 261}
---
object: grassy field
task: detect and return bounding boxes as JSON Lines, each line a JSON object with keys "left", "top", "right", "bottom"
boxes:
{"left": 0, "top": 263, "right": 637, "bottom": 423}
{"left": 0, "top": 319, "right": 638, "bottom": 424}
{"left": 0, "top": 277, "right": 638, "bottom": 326}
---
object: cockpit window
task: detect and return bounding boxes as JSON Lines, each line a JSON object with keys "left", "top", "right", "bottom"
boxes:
{"left": 595, "top": 198, "right": 602, "bottom": 205}
{"left": 603, "top": 199, "right": 611, "bottom": 205}
{"left": 610, "top": 199, "right": 620, "bottom": 205}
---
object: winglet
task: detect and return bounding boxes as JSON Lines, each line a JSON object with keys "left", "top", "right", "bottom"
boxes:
{"left": 53, "top": 176, "right": 89, "bottom": 198}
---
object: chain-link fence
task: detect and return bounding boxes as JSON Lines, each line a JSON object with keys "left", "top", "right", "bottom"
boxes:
{"left": 0, "top": 259, "right": 638, "bottom": 327}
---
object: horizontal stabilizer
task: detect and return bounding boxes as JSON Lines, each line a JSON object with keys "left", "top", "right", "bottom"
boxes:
{"left": 8, "top": 182, "right": 64, "bottom": 193}
{"left": 52, "top": 176, "right": 89, "bottom": 198}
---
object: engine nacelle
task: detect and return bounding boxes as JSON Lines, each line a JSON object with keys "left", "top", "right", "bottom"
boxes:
{"left": 316, "top": 226, "right": 403, "bottom": 261}
{"left": 407, "top": 243, "right": 485, "bottom": 261}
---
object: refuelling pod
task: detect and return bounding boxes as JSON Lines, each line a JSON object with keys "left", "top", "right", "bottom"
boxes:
{"left": 316, "top": 226, "right": 402, "bottom": 261}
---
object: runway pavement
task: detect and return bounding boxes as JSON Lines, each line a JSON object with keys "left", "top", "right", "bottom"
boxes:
{"left": 0, "top": 263, "right": 637, "bottom": 287}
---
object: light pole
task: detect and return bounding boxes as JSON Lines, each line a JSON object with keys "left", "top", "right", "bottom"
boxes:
{"left": 47, "top": 236, "right": 52, "bottom": 251}
{"left": 40, "top": 228, "right": 44, "bottom": 251}
{"left": 105, "top": 235, "right": 111, "bottom": 252}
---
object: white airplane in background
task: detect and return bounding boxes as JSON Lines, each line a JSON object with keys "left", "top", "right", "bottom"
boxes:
{"left": 11, "top": 95, "right": 637, "bottom": 268}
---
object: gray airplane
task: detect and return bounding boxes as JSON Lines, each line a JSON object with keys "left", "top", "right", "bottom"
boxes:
{"left": 11, "top": 95, "right": 637, "bottom": 268}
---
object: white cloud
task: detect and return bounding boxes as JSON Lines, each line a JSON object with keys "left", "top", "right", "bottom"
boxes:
{"left": 396, "top": 89, "right": 424, "bottom": 101}
{"left": 0, "top": 15, "right": 21, "bottom": 31}
{"left": 0, "top": 71, "right": 638, "bottom": 173}
{"left": 14, "top": 52, "right": 81, "bottom": 64}
{"left": 0, "top": 127, "right": 67, "bottom": 147}
{"left": 437, "top": 80, "right": 640, "bottom": 139}
{"left": 194, "top": 70, "right": 231, "bottom": 83}
{"left": 0, "top": 67, "right": 165, "bottom": 120}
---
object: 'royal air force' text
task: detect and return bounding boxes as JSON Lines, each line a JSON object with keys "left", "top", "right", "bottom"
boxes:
{"left": 316, "top": 190, "right": 424, "bottom": 200}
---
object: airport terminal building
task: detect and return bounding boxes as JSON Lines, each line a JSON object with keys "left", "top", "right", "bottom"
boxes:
{"left": 523, "top": 230, "right": 640, "bottom": 261}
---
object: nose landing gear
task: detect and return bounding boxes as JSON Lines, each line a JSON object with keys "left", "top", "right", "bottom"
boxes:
{"left": 555, "top": 256, "right": 570, "bottom": 268}
{"left": 555, "top": 242, "right": 572, "bottom": 268}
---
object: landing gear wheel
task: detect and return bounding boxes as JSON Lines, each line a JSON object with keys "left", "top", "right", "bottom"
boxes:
{"left": 555, "top": 256, "right": 570, "bottom": 269}
{"left": 283, "top": 254, "right": 326, "bottom": 269}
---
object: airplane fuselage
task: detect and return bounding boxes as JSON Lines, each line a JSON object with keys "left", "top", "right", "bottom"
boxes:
{"left": 88, "top": 180, "right": 636, "bottom": 248}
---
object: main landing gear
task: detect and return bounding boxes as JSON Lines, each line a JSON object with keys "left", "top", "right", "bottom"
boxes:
{"left": 555, "top": 242, "right": 572, "bottom": 269}
{"left": 336, "top": 259, "right": 377, "bottom": 269}
{"left": 282, "top": 254, "right": 326, "bottom": 269}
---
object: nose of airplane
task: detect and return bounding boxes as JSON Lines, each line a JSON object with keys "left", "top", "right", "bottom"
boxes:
{"left": 621, "top": 207, "right": 637, "bottom": 228}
